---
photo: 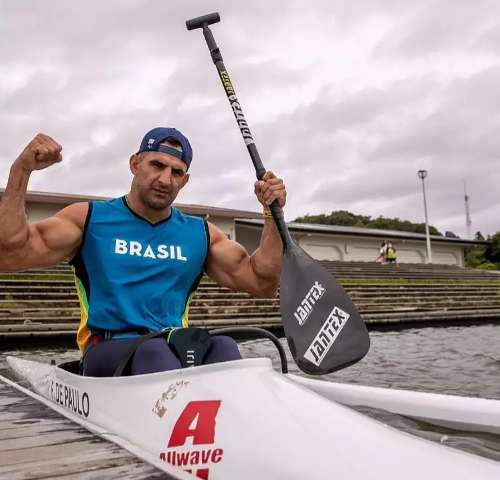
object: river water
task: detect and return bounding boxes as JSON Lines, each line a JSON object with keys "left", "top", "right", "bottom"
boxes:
{"left": 1, "top": 324, "right": 500, "bottom": 462}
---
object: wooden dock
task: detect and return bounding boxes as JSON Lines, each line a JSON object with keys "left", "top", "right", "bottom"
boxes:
{"left": 0, "top": 379, "right": 173, "bottom": 479}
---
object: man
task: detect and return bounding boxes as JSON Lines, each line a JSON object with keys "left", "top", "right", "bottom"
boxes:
{"left": 0, "top": 128, "right": 286, "bottom": 376}
{"left": 386, "top": 242, "right": 397, "bottom": 264}
{"left": 376, "top": 240, "right": 388, "bottom": 263}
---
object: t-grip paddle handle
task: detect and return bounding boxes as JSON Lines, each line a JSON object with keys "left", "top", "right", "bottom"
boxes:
{"left": 186, "top": 13, "right": 220, "bottom": 31}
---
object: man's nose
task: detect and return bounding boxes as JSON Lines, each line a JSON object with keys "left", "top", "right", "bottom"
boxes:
{"left": 158, "top": 167, "right": 172, "bottom": 185}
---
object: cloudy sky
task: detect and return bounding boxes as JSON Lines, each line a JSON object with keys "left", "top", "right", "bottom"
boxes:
{"left": 1, "top": 0, "right": 499, "bottom": 238}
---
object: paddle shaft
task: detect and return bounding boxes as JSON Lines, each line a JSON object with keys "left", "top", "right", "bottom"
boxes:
{"left": 188, "top": 17, "right": 293, "bottom": 248}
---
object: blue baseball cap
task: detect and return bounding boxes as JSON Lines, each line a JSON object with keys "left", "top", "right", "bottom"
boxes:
{"left": 137, "top": 127, "right": 193, "bottom": 169}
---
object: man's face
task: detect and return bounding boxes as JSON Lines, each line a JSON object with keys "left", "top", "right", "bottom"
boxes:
{"left": 130, "top": 143, "right": 189, "bottom": 211}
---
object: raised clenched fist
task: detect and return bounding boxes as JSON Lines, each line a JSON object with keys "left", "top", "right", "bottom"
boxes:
{"left": 15, "top": 134, "right": 62, "bottom": 173}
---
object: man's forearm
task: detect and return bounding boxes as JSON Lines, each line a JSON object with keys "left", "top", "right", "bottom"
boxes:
{"left": 0, "top": 161, "right": 31, "bottom": 250}
{"left": 250, "top": 217, "right": 283, "bottom": 290}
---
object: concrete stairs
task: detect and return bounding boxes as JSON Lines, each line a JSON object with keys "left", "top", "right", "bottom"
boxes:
{"left": 1, "top": 262, "right": 500, "bottom": 339}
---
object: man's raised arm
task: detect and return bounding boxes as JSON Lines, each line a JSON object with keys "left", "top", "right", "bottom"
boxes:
{"left": 0, "top": 134, "right": 85, "bottom": 272}
{"left": 205, "top": 171, "right": 286, "bottom": 298}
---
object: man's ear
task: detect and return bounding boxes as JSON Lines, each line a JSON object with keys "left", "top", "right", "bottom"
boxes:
{"left": 130, "top": 154, "right": 140, "bottom": 174}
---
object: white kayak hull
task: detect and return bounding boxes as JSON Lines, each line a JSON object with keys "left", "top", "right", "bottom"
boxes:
{"left": 6, "top": 356, "right": 500, "bottom": 479}
{"left": 289, "top": 374, "right": 500, "bottom": 436}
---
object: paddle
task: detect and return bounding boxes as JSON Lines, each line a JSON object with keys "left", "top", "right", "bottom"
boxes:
{"left": 186, "top": 13, "right": 370, "bottom": 375}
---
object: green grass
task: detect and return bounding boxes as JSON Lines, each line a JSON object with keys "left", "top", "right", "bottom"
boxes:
{"left": 0, "top": 274, "right": 73, "bottom": 281}
{"left": 2, "top": 273, "right": 500, "bottom": 287}
{"left": 338, "top": 277, "right": 500, "bottom": 286}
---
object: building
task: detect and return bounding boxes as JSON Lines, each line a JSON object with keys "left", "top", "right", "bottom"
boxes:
{"left": 0, "top": 189, "right": 485, "bottom": 266}
{"left": 236, "top": 220, "right": 482, "bottom": 266}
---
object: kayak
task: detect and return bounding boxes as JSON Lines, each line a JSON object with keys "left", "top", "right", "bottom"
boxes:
{"left": 290, "top": 374, "right": 500, "bottom": 436}
{"left": 5, "top": 356, "right": 500, "bottom": 479}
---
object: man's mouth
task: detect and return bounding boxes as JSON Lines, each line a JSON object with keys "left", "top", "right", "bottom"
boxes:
{"left": 153, "top": 189, "right": 170, "bottom": 196}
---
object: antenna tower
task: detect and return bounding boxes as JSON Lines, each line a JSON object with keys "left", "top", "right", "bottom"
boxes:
{"left": 464, "top": 181, "right": 472, "bottom": 239}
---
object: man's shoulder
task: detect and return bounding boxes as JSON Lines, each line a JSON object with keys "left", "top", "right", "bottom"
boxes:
{"left": 206, "top": 221, "right": 228, "bottom": 246}
{"left": 54, "top": 202, "right": 89, "bottom": 231}
{"left": 56, "top": 201, "right": 89, "bottom": 219}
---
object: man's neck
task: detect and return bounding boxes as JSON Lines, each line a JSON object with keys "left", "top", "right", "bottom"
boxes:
{"left": 125, "top": 192, "right": 172, "bottom": 224}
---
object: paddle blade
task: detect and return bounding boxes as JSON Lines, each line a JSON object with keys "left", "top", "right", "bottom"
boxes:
{"left": 279, "top": 245, "right": 370, "bottom": 375}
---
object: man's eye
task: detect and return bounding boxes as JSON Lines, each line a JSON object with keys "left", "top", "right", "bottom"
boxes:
{"left": 173, "top": 169, "right": 184, "bottom": 177}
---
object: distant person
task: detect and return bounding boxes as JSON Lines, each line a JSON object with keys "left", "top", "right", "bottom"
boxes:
{"left": 376, "top": 241, "right": 388, "bottom": 263}
{"left": 386, "top": 242, "right": 397, "bottom": 264}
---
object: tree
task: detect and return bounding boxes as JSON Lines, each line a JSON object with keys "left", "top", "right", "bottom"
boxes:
{"left": 464, "top": 231, "right": 500, "bottom": 270}
{"left": 484, "top": 232, "right": 500, "bottom": 263}
{"left": 294, "top": 210, "right": 443, "bottom": 236}
{"left": 464, "top": 245, "right": 487, "bottom": 268}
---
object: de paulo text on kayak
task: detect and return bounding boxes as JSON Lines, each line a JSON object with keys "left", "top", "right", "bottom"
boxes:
{"left": 49, "top": 379, "right": 90, "bottom": 418}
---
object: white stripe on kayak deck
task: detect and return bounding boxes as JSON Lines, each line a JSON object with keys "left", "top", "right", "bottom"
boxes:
{"left": 0, "top": 375, "right": 193, "bottom": 479}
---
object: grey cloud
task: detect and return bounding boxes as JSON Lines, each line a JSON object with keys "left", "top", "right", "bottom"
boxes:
{"left": 476, "top": 24, "right": 500, "bottom": 54}
{"left": 373, "top": 66, "right": 500, "bottom": 162}
{"left": 250, "top": 67, "right": 500, "bottom": 235}
{"left": 374, "top": 0, "right": 500, "bottom": 57}
{"left": 2, "top": 0, "right": 500, "bottom": 239}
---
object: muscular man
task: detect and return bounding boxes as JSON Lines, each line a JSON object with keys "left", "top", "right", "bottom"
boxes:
{"left": 0, "top": 128, "right": 286, "bottom": 376}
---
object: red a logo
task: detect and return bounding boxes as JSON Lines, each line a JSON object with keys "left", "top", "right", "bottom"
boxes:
{"left": 168, "top": 400, "right": 221, "bottom": 447}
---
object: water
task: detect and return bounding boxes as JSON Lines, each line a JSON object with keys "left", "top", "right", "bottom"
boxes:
{"left": 1, "top": 324, "right": 500, "bottom": 462}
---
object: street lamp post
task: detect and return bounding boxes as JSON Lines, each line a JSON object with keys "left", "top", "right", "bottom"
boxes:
{"left": 417, "top": 170, "right": 432, "bottom": 263}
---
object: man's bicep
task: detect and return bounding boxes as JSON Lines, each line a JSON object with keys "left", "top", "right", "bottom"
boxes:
{"left": 4, "top": 204, "right": 85, "bottom": 271}
{"left": 205, "top": 236, "right": 251, "bottom": 290}
{"left": 34, "top": 215, "right": 82, "bottom": 255}
{"left": 204, "top": 224, "right": 277, "bottom": 297}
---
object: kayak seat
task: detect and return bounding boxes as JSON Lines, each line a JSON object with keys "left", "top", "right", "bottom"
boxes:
{"left": 113, "top": 327, "right": 214, "bottom": 376}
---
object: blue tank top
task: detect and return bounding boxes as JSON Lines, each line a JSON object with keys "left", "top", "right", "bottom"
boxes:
{"left": 71, "top": 197, "right": 209, "bottom": 350}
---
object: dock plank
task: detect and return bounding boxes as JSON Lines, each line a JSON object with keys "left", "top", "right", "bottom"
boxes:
{"left": 0, "top": 428, "right": 96, "bottom": 450}
{"left": 0, "top": 421, "right": 78, "bottom": 440}
{"left": 0, "top": 418, "right": 69, "bottom": 432}
{"left": 0, "top": 379, "right": 175, "bottom": 479}
{"left": 0, "top": 445, "right": 167, "bottom": 479}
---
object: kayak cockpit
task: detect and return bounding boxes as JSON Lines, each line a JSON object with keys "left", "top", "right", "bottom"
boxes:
{"left": 57, "top": 326, "right": 288, "bottom": 377}
{"left": 58, "top": 360, "right": 81, "bottom": 375}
